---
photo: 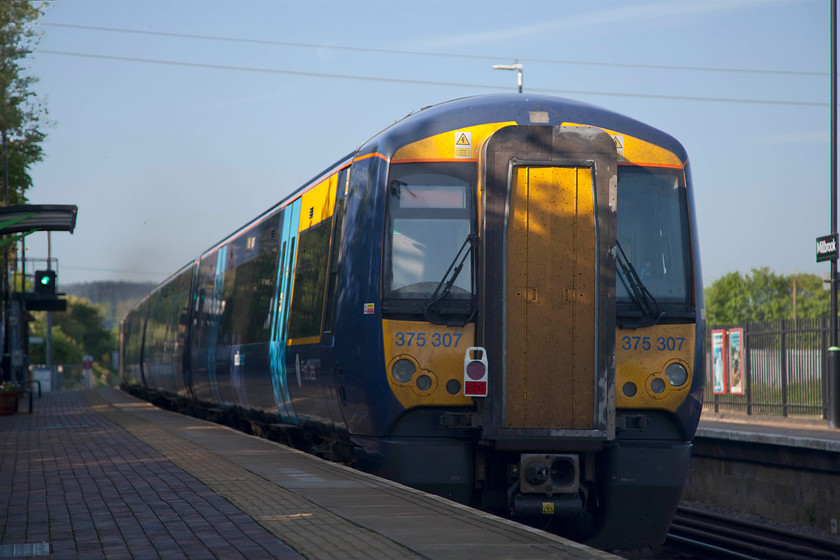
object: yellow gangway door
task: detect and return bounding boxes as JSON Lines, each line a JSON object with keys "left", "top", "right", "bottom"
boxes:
{"left": 479, "top": 124, "right": 616, "bottom": 443}
{"left": 506, "top": 165, "right": 596, "bottom": 430}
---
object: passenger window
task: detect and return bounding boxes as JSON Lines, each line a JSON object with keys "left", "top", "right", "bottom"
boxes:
{"left": 288, "top": 219, "right": 332, "bottom": 340}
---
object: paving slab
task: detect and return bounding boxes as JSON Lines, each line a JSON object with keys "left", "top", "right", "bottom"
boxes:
{"left": 1, "top": 389, "right": 620, "bottom": 560}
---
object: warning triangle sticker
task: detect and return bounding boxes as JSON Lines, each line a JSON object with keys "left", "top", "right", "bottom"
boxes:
{"left": 456, "top": 133, "right": 470, "bottom": 146}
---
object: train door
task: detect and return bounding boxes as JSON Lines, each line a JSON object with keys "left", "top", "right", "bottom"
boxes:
{"left": 505, "top": 164, "right": 596, "bottom": 430}
{"left": 190, "top": 248, "right": 226, "bottom": 405}
{"left": 480, "top": 125, "right": 617, "bottom": 444}
{"left": 182, "top": 262, "right": 198, "bottom": 400}
{"left": 320, "top": 167, "right": 350, "bottom": 435}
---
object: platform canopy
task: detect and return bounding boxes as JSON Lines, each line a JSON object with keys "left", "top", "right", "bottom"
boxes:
{"left": 0, "top": 205, "right": 78, "bottom": 235}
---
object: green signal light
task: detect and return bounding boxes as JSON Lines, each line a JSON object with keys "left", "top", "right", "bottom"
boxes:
{"left": 34, "top": 270, "right": 56, "bottom": 296}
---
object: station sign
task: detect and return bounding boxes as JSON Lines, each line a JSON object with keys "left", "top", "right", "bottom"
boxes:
{"left": 816, "top": 233, "right": 839, "bottom": 262}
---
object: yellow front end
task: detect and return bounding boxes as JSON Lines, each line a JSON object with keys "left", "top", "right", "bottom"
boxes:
{"left": 382, "top": 320, "right": 475, "bottom": 408}
{"left": 381, "top": 122, "right": 515, "bottom": 411}
{"left": 616, "top": 324, "right": 695, "bottom": 412}
{"left": 563, "top": 122, "right": 696, "bottom": 416}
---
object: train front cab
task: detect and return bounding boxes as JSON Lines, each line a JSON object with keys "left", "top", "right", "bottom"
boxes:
{"left": 476, "top": 122, "right": 701, "bottom": 548}
{"left": 374, "top": 116, "right": 701, "bottom": 547}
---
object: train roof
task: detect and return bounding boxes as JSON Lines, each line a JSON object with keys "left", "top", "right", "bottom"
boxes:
{"left": 360, "top": 93, "right": 688, "bottom": 163}
{"left": 143, "top": 94, "right": 689, "bottom": 294}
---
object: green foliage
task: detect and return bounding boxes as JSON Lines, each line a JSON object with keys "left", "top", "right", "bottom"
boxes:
{"left": 63, "top": 281, "right": 156, "bottom": 329}
{"left": 789, "top": 273, "right": 830, "bottom": 319}
{"left": 705, "top": 268, "right": 829, "bottom": 325}
{"left": 29, "top": 296, "right": 117, "bottom": 374}
{"left": 0, "top": 1, "right": 48, "bottom": 203}
{"left": 29, "top": 323, "right": 83, "bottom": 363}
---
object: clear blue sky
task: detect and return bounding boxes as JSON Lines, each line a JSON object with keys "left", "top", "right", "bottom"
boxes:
{"left": 19, "top": 0, "right": 832, "bottom": 288}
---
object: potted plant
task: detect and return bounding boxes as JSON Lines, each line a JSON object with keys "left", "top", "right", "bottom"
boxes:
{"left": 0, "top": 381, "right": 21, "bottom": 415}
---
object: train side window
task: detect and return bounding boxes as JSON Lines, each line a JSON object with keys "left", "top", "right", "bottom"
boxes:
{"left": 288, "top": 218, "right": 332, "bottom": 340}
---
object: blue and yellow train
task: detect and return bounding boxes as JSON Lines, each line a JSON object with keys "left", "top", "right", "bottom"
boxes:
{"left": 121, "top": 94, "right": 704, "bottom": 549}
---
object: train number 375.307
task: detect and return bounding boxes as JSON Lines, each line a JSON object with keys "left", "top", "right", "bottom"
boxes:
{"left": 394, "top": 332, "right": 463, "bottom": 347}
{"left": 621, "top": 336, "right": 686, "bottom": 352}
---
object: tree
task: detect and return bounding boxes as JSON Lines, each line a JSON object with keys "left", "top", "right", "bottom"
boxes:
{"left": 28, "top": 296, "right": 118, "bottom": 384}
{"left": 1, "top": 1, "right": 48, "bottom": 204}
{"left": 705, "top": 268, "right": 829, "bottom": 325}
{"left": 790, "top": 273, "right": 830, "bottom": 320}
{"left": 705, "top": 271, "right": 751, "bottom": 325}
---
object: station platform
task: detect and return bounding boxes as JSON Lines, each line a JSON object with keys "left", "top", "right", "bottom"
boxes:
{"left": 697, "top": 411, "right": 840, "bottom": 452}
{"left": 0, "top": 388, "right": 618, "bottom": 560}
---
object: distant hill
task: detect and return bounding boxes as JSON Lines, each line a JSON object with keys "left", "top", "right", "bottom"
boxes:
{"left": 63, "top": 281, "right": 156, "bottom": 330}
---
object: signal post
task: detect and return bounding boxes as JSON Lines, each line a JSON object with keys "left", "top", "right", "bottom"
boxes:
{"left": 0, "top": 205, "right": 77, "bottom": 386}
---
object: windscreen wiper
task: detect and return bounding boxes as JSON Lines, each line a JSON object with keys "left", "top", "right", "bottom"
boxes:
{"left": 615, "top": 240, "right": 662, "bottom": 328}
{"left": 424, "top": 233, "right": 477, "bottom": 326}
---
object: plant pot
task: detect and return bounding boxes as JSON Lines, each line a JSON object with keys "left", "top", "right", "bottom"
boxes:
{"left": 0, "top": 391, "right": 17, "bottom": 415}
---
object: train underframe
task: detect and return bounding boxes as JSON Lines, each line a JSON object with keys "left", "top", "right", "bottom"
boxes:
{"left": 352, "top": 414, "right": 692, "bottom": 549}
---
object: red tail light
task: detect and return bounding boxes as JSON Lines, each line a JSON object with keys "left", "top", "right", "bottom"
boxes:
{"left": 463, "top": 347, "right": 488, "bottom": 397}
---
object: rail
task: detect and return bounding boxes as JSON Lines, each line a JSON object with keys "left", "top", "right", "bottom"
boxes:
{"left": 667, "top": 505, "right": 840, "bottom": 560}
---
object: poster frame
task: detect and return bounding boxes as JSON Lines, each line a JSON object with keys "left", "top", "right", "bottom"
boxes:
{"left": 728, "top": 328, "right": 744, "bottom": 395}
{"left": 711, "top": 329, "right": 727, "bottom": 394}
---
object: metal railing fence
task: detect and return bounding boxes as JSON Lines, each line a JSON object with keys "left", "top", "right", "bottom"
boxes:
{"left": 706, "top": 317, "right": 829, "bottom": 418}
{"left": 28, "top": 364, "right": 114, "bottom": 391}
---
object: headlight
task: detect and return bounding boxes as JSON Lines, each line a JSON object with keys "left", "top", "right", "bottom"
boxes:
{"left": 391, "top": 358, "right": 416, "bottom": 383}
{"left": 415, "top": 374, "right": 432, "bottom": 392}
{"left": 650, "top": 378, "right": 666, "bottom": 394}
{"left": 665, "top": 362, "right": 688, "bottom": 387}
{"left": 520, "top": 454, "right": 580, "bottom": 494}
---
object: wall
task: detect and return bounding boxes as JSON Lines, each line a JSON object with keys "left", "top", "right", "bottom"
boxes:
{"left": 681, "top": 431, "right": 840, "bottom": 537}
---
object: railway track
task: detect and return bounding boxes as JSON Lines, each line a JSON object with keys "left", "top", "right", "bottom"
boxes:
{"left": 666, "top": 506, "right": 840, "bottom": 560}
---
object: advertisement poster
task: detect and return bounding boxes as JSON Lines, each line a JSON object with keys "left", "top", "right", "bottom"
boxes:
{"left": 711, "top": 329, "right": 726, "bottom": 394}
{"left": 728, "top": 328, "right": 744, "bottom": 394}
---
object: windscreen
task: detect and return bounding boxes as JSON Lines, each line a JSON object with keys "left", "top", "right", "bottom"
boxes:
{"left": 384, "top": 163, "right": 475, "bottom": 307}
{"left": 616, "top": 167, "right": 692, "bottom": 314}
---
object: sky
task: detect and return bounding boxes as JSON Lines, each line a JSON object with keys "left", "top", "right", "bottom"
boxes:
{"left": 15, "top": 0, "right": 834, "bottom": 288}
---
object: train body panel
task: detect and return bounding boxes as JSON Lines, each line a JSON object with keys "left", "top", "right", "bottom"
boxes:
{"left": 120, "top": 94, "right": 704, "bottom": 550}
{"left": 142, "top": 263, "right": 193, "bottom": 395}
{"left": 382, "top": 319, "right": 475, "bottom": 409}
{"left": 616, "top": 323, "right": 696, "bottom": 413}
{"left": 121, "top": 301, "right": 146, "bottom": 387}
{"left": 329, "top": 154, "right": 401, "bottom": 437}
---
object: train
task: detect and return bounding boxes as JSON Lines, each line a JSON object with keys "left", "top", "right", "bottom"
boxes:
{"left": 121, "top": 93, "right": 704, "bottom": 550}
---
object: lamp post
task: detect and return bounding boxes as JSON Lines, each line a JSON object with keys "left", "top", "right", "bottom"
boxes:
{"left": 493, "top": 61, "right": 524, "bottom": 93}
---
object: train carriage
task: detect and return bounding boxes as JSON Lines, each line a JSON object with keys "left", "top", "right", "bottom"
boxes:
{"left": 121, "top": 93, "right": 704, "bottom": 549}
